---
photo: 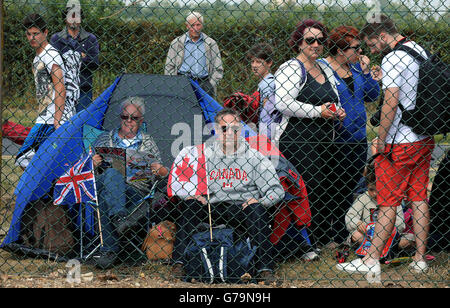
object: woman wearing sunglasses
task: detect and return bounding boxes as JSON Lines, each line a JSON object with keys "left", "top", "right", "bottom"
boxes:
{"left": 274, "top": 19, "right": 346, "bottom": 252}
{"left": 317, "top": 26, "right": 381, "bottom": 247}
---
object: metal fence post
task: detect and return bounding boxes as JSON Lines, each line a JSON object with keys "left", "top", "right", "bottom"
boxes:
{"left": 0, "top": 0, "right": 4, "bottom": 204}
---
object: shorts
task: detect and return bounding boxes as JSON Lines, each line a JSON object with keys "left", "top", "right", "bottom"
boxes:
{"left": 375, "top": 137, "right": 434, "bottom": 207}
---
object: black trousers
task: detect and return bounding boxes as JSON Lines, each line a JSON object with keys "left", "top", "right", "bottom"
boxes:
{"left": 178, "top": 72, "right": 215, "bottom": 98}
{"left": 172, "top": 199, "right": 275, "bottom": 272}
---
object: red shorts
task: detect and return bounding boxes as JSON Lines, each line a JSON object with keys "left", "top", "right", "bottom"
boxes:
{"left": 375, "top": 138, "right": 434, "bottom": 207}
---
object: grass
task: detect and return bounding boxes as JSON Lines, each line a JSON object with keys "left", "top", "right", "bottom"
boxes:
{"left": 0, "top": 241, "right": 448, "bottom": 288}
{"left": 1, "top": 106, "right": 448, "bottom": 287}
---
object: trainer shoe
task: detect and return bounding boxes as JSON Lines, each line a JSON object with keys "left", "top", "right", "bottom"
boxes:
{"left": 302, "top": 250, "right": 320, "bottom": 261}
{"left": 336, "top": 258, "right": 381, "bottom": 283}
{"left": 112, "top": 207, "right": 147, "bottom": 235}
{"left": 93, "top": 250, "right": 118, "bottom": 270}
{"left": 409, "top": 260, "right": 428, "bottom": 273}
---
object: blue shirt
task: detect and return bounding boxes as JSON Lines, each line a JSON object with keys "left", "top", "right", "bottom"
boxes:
{"left": 258, "top": 74, "right": 280, "bottom": 140}
{"left": 178, "top": 33, "right": 208, "bottom": 78}
{"left": 318, "top": 60, "right": 380, "bottom": 142}
{"left": 111, "top": 128, "right": 143, "bottom": 150}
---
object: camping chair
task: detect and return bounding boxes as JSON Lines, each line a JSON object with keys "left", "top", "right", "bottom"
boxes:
{"left": 78, "top": 201, "right": 103, "bottom": 261}
{"left": 78, "top": 180, "right": 161, "bottom": 262}
{"left": 120, "top": 179, "right": 161, "bottom": 260}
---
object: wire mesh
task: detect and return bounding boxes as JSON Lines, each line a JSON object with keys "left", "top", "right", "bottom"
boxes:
{"left": 0, "top": 0, "right": 448, "bottom": 287}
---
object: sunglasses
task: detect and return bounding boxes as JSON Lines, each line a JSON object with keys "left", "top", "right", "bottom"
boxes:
{"left": 120, "top": 114, "right": 142, "bottom": 122}
{"left": 304, "top": 37, "right": 327, "bottom": 46}
{"left": 220, "top": 125, "right": 241, "bottom": 134}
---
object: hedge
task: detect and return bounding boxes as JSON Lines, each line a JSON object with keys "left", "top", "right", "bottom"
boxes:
{"left": 2, "top": 0, "right": 449, "bottom": 106}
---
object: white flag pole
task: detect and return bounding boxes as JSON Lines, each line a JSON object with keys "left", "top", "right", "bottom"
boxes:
{"left": 204, "top": 148, "right": 213, "bottom": 242}
{"left": 90, "top": 147, "right": 103, "bottom": 247}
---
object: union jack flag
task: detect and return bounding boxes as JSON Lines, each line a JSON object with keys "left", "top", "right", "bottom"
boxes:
{"left": 53, "top": 150, "right": 97, "bottom": 205}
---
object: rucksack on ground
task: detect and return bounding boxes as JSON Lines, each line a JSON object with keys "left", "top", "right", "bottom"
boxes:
{"left": 21, "top": 198, "right": 75, "bottom": 256}
{"left": 394, "top": 44, "right": 450, "bottom": 135}
{"left": 183, "top": 227, "right": 257, "bottom": 283}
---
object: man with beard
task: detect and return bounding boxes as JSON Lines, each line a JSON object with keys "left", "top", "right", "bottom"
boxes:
{"left": 337, "top": 15, "right": 435, "bottom": 280}
{"left": 51, "top": 2, "right": 99, "bottom": 112}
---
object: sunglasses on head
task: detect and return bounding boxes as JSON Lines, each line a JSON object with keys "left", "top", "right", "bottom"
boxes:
{"left": 304, "top": 37, "right": 327, "bottom": 46}
{"left": 120, "top": 114, "right": 142, "bottom": 122}
{"left": 220, "top": 125, "right": 241, "bottom": 134}
{"left": 344, "top": 44, "right": 362, "bottom": 51}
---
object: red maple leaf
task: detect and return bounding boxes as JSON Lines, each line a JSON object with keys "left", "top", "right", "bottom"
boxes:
{"left": 175, "top": 155, "right": 195, "bottom": 182}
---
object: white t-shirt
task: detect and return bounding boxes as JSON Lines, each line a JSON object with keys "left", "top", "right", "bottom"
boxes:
{"left": 33, "top": 44, "right": 75, "bottom": 125}
{"left": 258, "top": 73, "right": 275, "bottom": 101}
{"left": 382, "top": 41, "right": 429, "bottom": 144}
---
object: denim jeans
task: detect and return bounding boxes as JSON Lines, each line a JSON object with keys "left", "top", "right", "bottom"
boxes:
{"left": 172, "top": 199, "right": 275, "bottom": 272}
{"left": 76, "top": 90, "right": 93, "bottom": 113}
{"left": 96, "top": 168, "right": 144, "bottom": 252}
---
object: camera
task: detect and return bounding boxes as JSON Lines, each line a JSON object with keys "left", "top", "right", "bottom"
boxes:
{"left": 370, "top": 108, "right": 381, "bottom": 127}
{"left": 369, "top": 97, "right": 384, "bottom": 127}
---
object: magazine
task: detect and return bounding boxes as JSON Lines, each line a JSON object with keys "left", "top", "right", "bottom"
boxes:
{"left": 95, "top": 147, "right": 126, "bottom": 177}
{"left": 95, "top": 147, "right": 157, "bottom": 183}
{"left": 126, "top": 150, "right": 157, "bottom": 183}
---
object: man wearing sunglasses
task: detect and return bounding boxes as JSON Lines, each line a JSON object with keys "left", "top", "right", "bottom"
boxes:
{"left": 91, "top": 96, "right": 168, "bottom": 269}
{"left": 337, "top": 15, "right": 434, "bottom": 280}
{"left": 171, "top": 108, "right": 284, "bottom": 284}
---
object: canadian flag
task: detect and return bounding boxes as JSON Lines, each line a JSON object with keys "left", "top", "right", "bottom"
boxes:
{"left": 167, "top": 144, "right": 207, "bottom": 197}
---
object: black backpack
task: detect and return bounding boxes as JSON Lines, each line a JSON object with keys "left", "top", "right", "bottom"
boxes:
{"left": 183, "top": 228, "right": 257, "bottom": 283}
{"left": 394, "top": 44, "right": 450, "bottom": 135}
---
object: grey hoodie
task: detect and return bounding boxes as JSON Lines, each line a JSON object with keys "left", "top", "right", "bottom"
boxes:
{"left": 204, "top": 137, "right": 285, "bottom": 208}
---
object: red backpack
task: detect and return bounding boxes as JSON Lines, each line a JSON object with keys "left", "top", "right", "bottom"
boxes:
{"left": 223, "top": 91, "right": 261, "bottom": 125}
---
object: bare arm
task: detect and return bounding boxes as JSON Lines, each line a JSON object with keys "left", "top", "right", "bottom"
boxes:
{"left": 377, "top": 87, "right": 400, "bottom": 153}
{"left": 50, "top": 63, "right": 66, "bottom": 130}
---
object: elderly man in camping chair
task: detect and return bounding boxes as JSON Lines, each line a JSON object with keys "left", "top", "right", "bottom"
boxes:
{"left": 91, "top": 96, "right": 169, "bottom": 269}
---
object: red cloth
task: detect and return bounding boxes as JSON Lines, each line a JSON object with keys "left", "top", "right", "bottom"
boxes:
{"left": 403, "top": 208, "right": 414, "bottom": 235}
{"left": 270, "top": 176, "right": 311, "bottom": 245}
{"left": 223, "top": 91, "right": 261, "bottom": 125}
{"left": 2, "top": 120, "right": 31, "bottom": 145}
{"left": 244, "top": 135, "right": 311, "bottom": 245}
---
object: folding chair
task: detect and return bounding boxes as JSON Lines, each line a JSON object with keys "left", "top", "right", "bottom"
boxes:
{"left": 77, "top": 180, "right": 161, "bottom": 262}
{"left": 79, "top": 200, "right": 103, "bottom": 261}
{"left": 121, "top": 179, "right": 161, "bottom": 258}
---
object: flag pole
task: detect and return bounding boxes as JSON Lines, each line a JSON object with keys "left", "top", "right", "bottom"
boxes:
{"left": 204, "top": 150, "right": 213, "bottom": 242}
{"left": 90, "top": 147, "right": 103, "bottom": 247}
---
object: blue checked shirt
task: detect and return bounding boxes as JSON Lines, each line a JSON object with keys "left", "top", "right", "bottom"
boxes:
{"left": 178, "top": 34, "right": 209, "bottom": 78}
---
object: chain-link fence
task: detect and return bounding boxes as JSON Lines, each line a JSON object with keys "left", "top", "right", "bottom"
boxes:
{"left": 0, "top": 0, "right": 448, "bottom": 287}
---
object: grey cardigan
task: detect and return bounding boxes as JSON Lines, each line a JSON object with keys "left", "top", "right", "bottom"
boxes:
{"left": 164, "top": 32, "right": 223, "bottom": 92}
